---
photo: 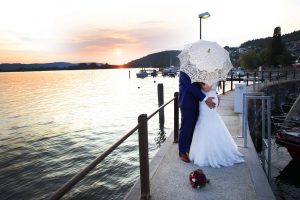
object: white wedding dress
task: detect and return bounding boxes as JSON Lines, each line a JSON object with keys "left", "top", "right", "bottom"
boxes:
{"left": 189, "top": 82, "right": 244, "bottom": 168}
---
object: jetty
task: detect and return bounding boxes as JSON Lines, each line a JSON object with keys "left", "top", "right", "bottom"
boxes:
{"left": 49, "top": 69, "right": 299, "bottom": 200}
{"left": 125, "top": 84, "right": 275, "bottom": 200}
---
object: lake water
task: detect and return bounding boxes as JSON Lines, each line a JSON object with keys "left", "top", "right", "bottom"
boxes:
{"left": 0, "top": 69, "right": 178, "bottom": 200}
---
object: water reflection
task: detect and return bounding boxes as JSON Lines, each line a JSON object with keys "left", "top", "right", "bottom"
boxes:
{"left": 154, "top": 125, "right": 166, "bottom": 147}
{"left": 0, "top": 69, "right": 178, "bottom": 200}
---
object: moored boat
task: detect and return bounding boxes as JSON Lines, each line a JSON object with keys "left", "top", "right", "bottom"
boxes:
{"left": 276, "top": 127, "right": 300, "bottom": 160}
{"left": 136, "top": 69, "right": 148, "bottom": 78}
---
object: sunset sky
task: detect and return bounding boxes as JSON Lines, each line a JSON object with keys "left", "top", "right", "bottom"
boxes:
{"left": 0, "top": 0, "right": 300, "bottom": 65}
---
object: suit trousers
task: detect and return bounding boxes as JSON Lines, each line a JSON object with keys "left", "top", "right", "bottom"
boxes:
{"left": 179, "top": 107, "right": 199, "bottom": 154}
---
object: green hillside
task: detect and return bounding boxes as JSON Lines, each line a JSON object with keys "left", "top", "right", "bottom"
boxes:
{"left": 125, "top": 50, "right": 181, "bottom": 68}
{"left": 240, "top": 30, "right": 300, "bottom": 48}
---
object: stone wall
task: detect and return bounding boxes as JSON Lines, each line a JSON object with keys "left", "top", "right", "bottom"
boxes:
{"left": 247, "top": 80, "right": 300, "bottom": 152}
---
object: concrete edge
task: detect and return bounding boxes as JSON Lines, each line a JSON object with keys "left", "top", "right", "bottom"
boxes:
{"left": 238, "top": 114, "right": 276, "bottom": 200}
{"left": 124, "top": 131, "right": 175, "bottom": 200}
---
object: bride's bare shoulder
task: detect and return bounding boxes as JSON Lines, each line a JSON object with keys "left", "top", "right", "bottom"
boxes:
{"left": 198, "top": 82, "right": 212, "bottom": 92}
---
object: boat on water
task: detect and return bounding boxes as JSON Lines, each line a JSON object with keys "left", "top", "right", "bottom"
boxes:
{"left": 136, "top": 69, "right": 158, "bottom": 78}
{"left": 274, "top": 94, "right": 300, "bottom": 160}
{"left": 276, "top": 128, "right": 300, "bottom": 160}
{"left": 136, "top": 69, "right": 148, "bottom": 78}
{"left": 162, "top": 66, "right": 178, "bottom": 77}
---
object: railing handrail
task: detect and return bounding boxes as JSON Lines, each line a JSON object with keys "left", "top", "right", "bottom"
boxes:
{"left": 50, "top": 95, "right": 177, "bottom": 200}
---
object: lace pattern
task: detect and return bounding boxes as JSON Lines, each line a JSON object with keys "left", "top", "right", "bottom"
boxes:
{"left": 178, "top": 40, "right": 233, "bottom": 85}
{"left": 180, "top": 59, "right": 232, "bottom": 85}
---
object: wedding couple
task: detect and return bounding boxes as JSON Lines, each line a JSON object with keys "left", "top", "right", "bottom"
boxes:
{"left": 178, "top": 71, "right": 244, "bottom": 168}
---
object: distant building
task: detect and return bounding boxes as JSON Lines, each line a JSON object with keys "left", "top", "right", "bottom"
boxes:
{"left": 286, "top": 40, "right": 300, "bottom": 58}
{"left": 238, "top": 48, "right": 248, "bottom": 54}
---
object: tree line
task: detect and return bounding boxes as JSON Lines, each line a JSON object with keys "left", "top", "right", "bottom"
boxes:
{"left": 239, "top": 27, "right": 297, "bottom": 69}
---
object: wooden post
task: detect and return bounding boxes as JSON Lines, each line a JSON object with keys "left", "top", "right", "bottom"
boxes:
{"left": 129, "top": 70, "right": 131, "bottom": 79}
{"left": 158, "top": 83, "right": 165, "bottom": 125}
{"left": 238, "top": 74, "right": 241, "bottom": 83}
{"left": 138, "top": 114, "right": 151, "bottom": 200}
{"left": 246, "top": 73, "right": 249, "bottom": 86}
{"left": 174, "top": 92, "right": 179, "bottom": 143}
{"left": 261, "top": 71, "right": 264, "bottom": 83}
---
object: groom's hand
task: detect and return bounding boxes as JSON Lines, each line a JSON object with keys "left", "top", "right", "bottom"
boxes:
{"left": 205, "top": 97, "right": 216, "bottom": 109}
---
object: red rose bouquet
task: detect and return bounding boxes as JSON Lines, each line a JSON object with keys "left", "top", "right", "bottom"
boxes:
{"left": 189, "top": 169, "right": 210, "bottom": 188}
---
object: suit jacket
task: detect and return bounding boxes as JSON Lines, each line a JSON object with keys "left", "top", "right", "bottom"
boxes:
{"left": 179, "top": 71, "right": 206, "bottom": 109}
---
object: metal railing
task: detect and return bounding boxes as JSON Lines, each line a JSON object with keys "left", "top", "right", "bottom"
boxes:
{"left": 237, "top": 69, "right": 299, "bottom": 183}
{"left": 50, "top": 86, "right": 179, "bottom": 200}
{"left": 223, "top": 69, "right": 300, "bottom": 94}
{"left": 242, "top": 92, "right": 272, "bottom": 183}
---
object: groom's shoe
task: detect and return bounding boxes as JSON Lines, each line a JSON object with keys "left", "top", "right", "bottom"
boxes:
{"left": 179, "top": 152, "right": 190, "bottom": 163}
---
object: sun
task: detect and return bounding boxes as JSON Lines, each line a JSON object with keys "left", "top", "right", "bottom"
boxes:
{"left": 114, "top": 48, "right": 123, "bottom": 56}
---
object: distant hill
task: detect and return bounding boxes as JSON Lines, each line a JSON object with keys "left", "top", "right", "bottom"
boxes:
{"left": 0, "top": 62, "right": 74, "bottom": 71}
{"left": 126, "top": 30, "right": 299, "bottom": 68}
{"left": 240, "top": 30, "right": 300, "bottom": 48}
{"left": 125, "top": 50, "right": 181, "bottom": 68}
{"left": 0, "top": 62, "right": 107, "bottom": 72}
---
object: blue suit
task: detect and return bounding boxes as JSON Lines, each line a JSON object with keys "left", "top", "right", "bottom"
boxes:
{"left": 179, "top": 71, "right": 206, "bottom": 154}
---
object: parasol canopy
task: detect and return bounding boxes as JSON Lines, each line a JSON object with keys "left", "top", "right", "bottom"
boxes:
{"left": 178, "top": 40, "right": 233, "bottom": 84}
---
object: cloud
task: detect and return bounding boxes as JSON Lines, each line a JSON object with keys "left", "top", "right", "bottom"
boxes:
{"left": 0, "top": 23, "right": 182, "bottom": 64}
{"left": 63, "top": 29, "right": 137, "bottom": 52}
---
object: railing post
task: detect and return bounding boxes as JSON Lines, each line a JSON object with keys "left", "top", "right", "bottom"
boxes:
{"left": 243, "top": 96, "right": 248, "bottom": 147}
{"left": 261, "top": 71, "right": 264, "bottom": 83}
{"left": 293, "top": 69, "right": 296, "bottom": 79}
{"left": 285, "top": 70, "right": 288, "bottom": 80}
{"left": 157, "top": 83, "right": 165, "bottom": 126}
{"left": 174, "top": 92, "right": 179, "bottom": 143}
{"left": 238, "top": 73, "right": 241, "bottom": 83}
{"left": 267, "top": 97, "right": 272, "bottom": 182}
{"left": 222, "top": 81, "right": 225, "bottom": 95}
{"left": 138, "top": 114, "right": 151, "bottom": 200}
{"left": 246, "top": 73, "right": 249, "bottom": 86}
{"left": 269, "top": 71, "right": 272, "bottom": 82}
{"left": 230, "top": 75, "right": 233, "bottom": 91}
{"left": 261, "top": 98, "right": 266, "bottom": 171}
{"left": 253, "top": 72, "right": 256, "bottom": 92}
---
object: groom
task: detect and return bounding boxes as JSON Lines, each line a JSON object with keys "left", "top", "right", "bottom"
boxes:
{"left": 178, "top": 71, "right": 216, "bottom": 163}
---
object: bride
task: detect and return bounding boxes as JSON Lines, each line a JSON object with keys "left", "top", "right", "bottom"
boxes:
{"left": 189, "top": 81, "right": 244, "bottom": 168}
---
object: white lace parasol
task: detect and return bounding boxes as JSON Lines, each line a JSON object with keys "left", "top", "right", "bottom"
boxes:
{"left": 178, "top": 40, "right": 233, "bottom": 85}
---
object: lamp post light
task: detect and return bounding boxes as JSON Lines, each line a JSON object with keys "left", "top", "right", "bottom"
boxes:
{"left": 198, "top": 12, "right": 210, "bottom": 39}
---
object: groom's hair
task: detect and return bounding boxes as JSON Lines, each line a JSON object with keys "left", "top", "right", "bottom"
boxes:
{"left": 199, "top": 82, "right": 205, "bottom": 89}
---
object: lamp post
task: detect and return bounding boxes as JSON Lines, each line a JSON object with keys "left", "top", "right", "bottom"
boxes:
{"left": 198, "top": 12, "right": 210, "bottom": 39}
